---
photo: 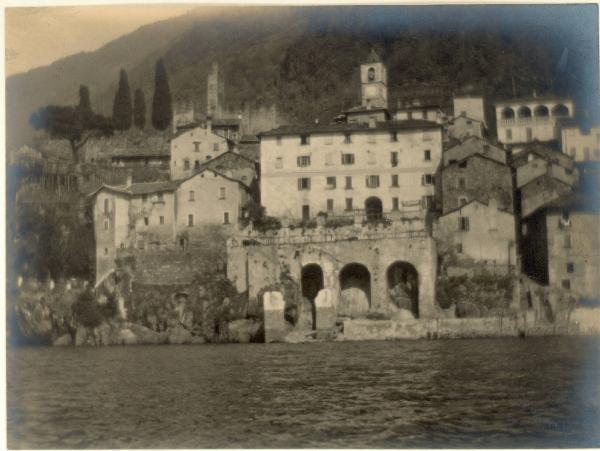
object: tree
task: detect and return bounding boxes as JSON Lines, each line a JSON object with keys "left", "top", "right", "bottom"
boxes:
{"left": 30, "top": 104, "right": 113, "bottom": 165}
{"left": 133, "top": 88, "right": 146, "bottom": 130}
{"left": 112, "top": 69, "right": 133, "bottom": 131}
{"left": 77, "top": 85, "right": 92, "bottom": 119}
{"left": 151, "top": 58, "right": 173, "bottom": 130}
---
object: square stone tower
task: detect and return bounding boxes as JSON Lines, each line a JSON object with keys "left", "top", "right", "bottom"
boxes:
{"left": 360, "top": 49, "right": 388, "bottom": 109}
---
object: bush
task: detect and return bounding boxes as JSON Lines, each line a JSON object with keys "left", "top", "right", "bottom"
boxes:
{"left": 72, "top": 289, "right": 104, "bottom": 328}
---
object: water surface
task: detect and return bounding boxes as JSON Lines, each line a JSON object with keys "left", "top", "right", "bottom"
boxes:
{"left": 7, "top": 338, "right": 600, "bottom": 448}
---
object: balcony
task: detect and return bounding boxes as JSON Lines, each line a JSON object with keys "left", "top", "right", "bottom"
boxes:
{"left": 499, "top": 116, "right": 551, "bottom": 127}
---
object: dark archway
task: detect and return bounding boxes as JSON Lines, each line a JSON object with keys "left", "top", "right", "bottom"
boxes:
{"left": 339, "top": 263, "right": 371, "bottom": 316}
{"left": 501, "top": 108, "right": 515, "bottom": 119}
{"left": 534, "top": 105, "right": 549, "bottom": 117}
{"left": 365, "top": 196, "right": 383, "bottom": 221}
{"left": 387, "top": 261, "right": 419, "bottom": 318}
{"left": 517, "top": 106, "right": 532, "bottom": 118}
{"left": 301, "top": 264, "right": 323, "bottom": 329}
{"left": 552, "top": 104, "right": 569, "bottom": 117}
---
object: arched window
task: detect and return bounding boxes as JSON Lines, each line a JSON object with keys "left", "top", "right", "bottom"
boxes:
{"left": 501, "top": 108, "right": 515, "bottom": 119}
{"left": 552, "top": 104, "right": 569, "bottom": 117}
{"left": 534, "top": 105, "right": 549, "bottom": 117}
{"left": 517, "top": 106, "right": 532, "bottom": 118}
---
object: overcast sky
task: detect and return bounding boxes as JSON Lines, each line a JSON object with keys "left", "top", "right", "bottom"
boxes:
{"left": 5, "top": 5, "right": 197, "bottom": 76}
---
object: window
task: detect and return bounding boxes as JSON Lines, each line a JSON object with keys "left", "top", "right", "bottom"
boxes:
{"left": 367, "top": 151, "right": 376, "bottom": 165}
{"left": 562, "top": 210, "right": 570, "bottom": 221}
{"left": 275, "top": 157, "right": 283, "bottom": 169}
{"left": 302, "top": 205, "right": 310, "bottom": 221}
{"left": 104, "top": 198, "right": 109, "bottom": 214}
{"left": 506, "top": 129, "right": 512, "bottom": 140}
{"left": 104, "top": 248, "right": 108, "bottom": 255}
{"left": 104, "top": 220, "right": 109, "bottom": 230}
{"left": 342, "top": 153, "right": 355, "bottom": 165}
{"left": 567, "top": 262, "right": 574, "bottom": 273}
{"left": 562, "top": 279, "right": 571, "bottom": 290}
{"left": 325, "top": 153, "right": 334, "bottom": 166}
{"left": 142, "top": 194, "right": 148, "bottom": 203}
{"left": 391, "top": 152, "right": 399, "bottom": 167}
{"left": 297, "top": 155, "right": 311, "bottom": 167}
{"left": 194, "top": 160, "right": 200, "bottom": 170}
{"left": 459, "top": 196, "right": 468, "bottom": 206}
{"left": 366, "top": 175, "right": 380, "bottom": 188}
{"left": 327, "top": 199, "right": 334, "bottom": 212}
{"left": 390, "top": 131, "right": 398, "bottom": 142}
{"left": 157, "top": 193, "right": 164, "bottom": 202}
{"left": 422, "top": 195, "right": 434, "bottom": 209}
{"left": 526, "top": 128, "right": 533, "bottom": 142}
{"left": 189, "top": 190, "right": 195, "bottom": 201}
{"left": 449, "top": 159, "right": 457, "bottom": 165}
{"left": 391, "top": 174, "right": 399, "bottom": 187}
{"left": 276, "top": 136, "right": 282, "bottom": 146}
{"left": 184, "top": 159, "right": 190, "bottom": 170}
{"left": 458, "top": 217, "right": 470, "bottom": 231}
{"left": 345, "top": 198, "right": 353, "bottom": 211}
{"left": 392, "top": 197, "right": 399, "bottom": 211}
{"left": 298, "top": 178, "right": 311, "bottom": 190}
{"left": 188, "top": 214, "right": 194, "bottom": 227}
{"left": 223, "top": 212, "right": 230, "bottom": 224}
{"left": 213, "top": 143, "right": 219, "bottom": 152}
{"left": 564, "top": 234, "right": 571, "bottom": 249}
{"left": 368, "top": 134, "right": 376, "bottom": 144}
{"left": 144, "top": 217, "right": 149, "bottom": 226}
{"left": 219, "top": 187, "right": 226, "bottom": 199}
{"left": 422, "top": 174, "right": 434, "bottom": 185}
{"left": 456, "top": 242, "right": 463, "bottom": 254}
{"left": 458, "top": 178, "right": 466, "bottom": 189}
{"left": 160, "top": 216, "right": 164, "bottom": 225}
{"left": 206, "top": 155, "right": 212, "bottom": 160}
{"left": 300, "top": 134, "right": 310, "bottom": 145}
{"left": 326, "top": 176, "right": 336, "bottom": 189}
{"left": 344, "top": 132, "right": 352, "bottom": 144}
{"left": 194, "top": 142, "right": 200, "bottom": 152}
{"left": 459, "top": 160, "right": 467, "bottom": 168}
{"left": 345, "top": 176, "right": 353, "bottom": 189}
{"left": 424, "top": 150, "right": 431, "bottom": 161}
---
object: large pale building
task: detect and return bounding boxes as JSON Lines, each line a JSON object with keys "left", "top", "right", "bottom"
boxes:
{"left": 557, "top": 118, "right": 600, "bottom": 162}
{"left": 495, "top": 96, "right": 574, "bottom": 146}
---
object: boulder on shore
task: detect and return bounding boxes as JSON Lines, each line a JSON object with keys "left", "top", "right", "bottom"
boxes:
{"left": 167, "top": 325, "right": 193, "bottom": 344}
{"left": 53, "top": 334, "right": 72, "bottom": 346}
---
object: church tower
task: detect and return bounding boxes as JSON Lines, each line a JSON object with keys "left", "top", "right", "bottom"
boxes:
{"left": 360, "top": 49, "right": 388, "bottom": 109}
{"left": 207, "top": 63, "right": 224, "bottom": 119}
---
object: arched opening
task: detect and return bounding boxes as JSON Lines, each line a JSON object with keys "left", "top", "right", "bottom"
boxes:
{"left": 501, "top": 108, "right": 515, "bottom": 119}
{"left": 552, "top": 104, "right": 569, "bottom": 117}
{"left": 339, "top": 263, "right": 371, "bottom": 317}
{"left": 517, "top": 106, "right": 532, "bottom": 118}
{"left": 387, "top": 262, "right": 419, "bottom": 318}
{"left": 301, "top": 264, "right": 323, "bottom": 330}
{"left": 534, "top": 105, "right": 549, "bottom": 117}
{"left": 365, "top": 196, "right": 383, "bottom": 221}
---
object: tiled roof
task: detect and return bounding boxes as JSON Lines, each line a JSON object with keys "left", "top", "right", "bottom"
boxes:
{"left": 344, "top": 105, "right": 389, "bottom": 114}
{"left": 513, "top": 142, "right": 573, "bottom": 168}
{"left": 212, "top": 118, "right": 241, "bottom": 127}
{"left": 494, "top": 95, "right": 572, "bottom": 106}
{"left": 89, "top": 180, "right": 180, "bottom": 198}
{"left": 259, "top": 119, "right": 440, "bottom": 137}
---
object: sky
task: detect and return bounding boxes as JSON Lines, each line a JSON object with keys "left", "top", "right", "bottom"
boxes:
{"left": 5, "top": 5, "right": 197, "bottom": 76}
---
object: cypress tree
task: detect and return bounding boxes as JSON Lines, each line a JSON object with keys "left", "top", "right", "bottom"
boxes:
{"left": 112, "top": 69, "right": 133, "bottom": 131}
{"left": 78, "top": 85, "right": 93, "bottom": 118}
{"left": 151, "top": 58, "right": 173, "bottom": 130}
{"left": 133, "top": 89, "right": 146, "bottom": 130}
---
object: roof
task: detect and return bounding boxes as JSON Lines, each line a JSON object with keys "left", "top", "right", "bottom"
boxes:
{"left": 446, "top": 151, "right": 509, "bottom": 169}
{"left": 494, "top": 95, "right": 572, "bottom": 107}
{"left": 201, "top": 150, "right": 256, "bottom": 168}
{"left": 555, "top": 117, "right": 580, "bottom": 129}
{"left": 212, "top": 118, "right": 241, "bottom": 127}
{"left": 178, "top": 167, "right": 250, "bottom": 191}
{"left": 450, "top": 115, "right": 483, "bottom": 125}
{"left": 240, "top": 134, "right": 259, "bottom": 143}
{"left": 365, "top": 48, "right": 381, "bottom": 64}
{"left": 343, "top": 105, "right": 389, "bottom": 114}
{"left": 88, "top": 180, "right": 180, "bottom": 198}
{"left": 259, "top": 119, "right": 441, "bottom": 137}
{"left": 440, "top": 199, "right": 513, "bottom": 217}
{"left": 512, "top": 142, "right": 573, "bottom": 169}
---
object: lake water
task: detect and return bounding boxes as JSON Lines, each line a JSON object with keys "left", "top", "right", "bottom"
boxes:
{"left": 7, "top": 338, "right": 600, "bottom": 448}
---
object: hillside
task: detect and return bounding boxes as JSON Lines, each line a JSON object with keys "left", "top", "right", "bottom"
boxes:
{"left": 6, "top": 4, "right": 599, "bottom": 153}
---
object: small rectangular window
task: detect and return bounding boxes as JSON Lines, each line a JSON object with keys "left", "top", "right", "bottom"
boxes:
{"left": 392, "top": 197, "right": 399, "bottom": 210}
{"left": 459, "top": 196, "right": 468, "bottom": 206}
{"left": 458, "top": 178, "right": 466, "bottom": 189}
{"left": 390, "top": 132, "right": 398, "bottom": 142}
{"left": 104, "top": 219, "right": 109, "bottom": 230}
{"left": 275, "top": 157, "right": 283, "bottom": 169}
{"left": 566, "top": 262, "right": 574, "bottom": 273}
{"left": 160, "top": 216, "right": 164, "bottom": 225}
{"left": 297, "top": 155, "right": 311, "bottom": 167}
{"left": 327, "top": 199, "right": 334, "bottom": 212}
{"left": 298, "top": 178, "right": 311, "bottom": 190}
{"left": 194, "top": 160, "right": 200, "bottom": 170}
{"left": 223, "top": 212, "right": 230, "bottom": 224}
{"left": 344, "top": 132, "right": 352, "bottom": 144}
{"left": 459, "top": 160, "right": 467, "bottom": 168}
{"left": 424, "top": 150, "right": 431, "bottom": 161}
{"left": 366, "top": 175, "right": 380, "bottom": 188}
{"left": 564, "top": 235, "right": 571, "bottom": 249}
{"left": 194, "top": 142, "right": 200, "bottom": 152}
{"left": 506, "top": 129, "right": 512, "bottom": 140}
{"left": 302, "top": 205, "right": 310, "bottom": 221}
{"left": 219, "top": 187, "right": 226, "bottom": 199}
{"left": 300, "top": 134, "right": 310, "bottom": 145}
{"left": 345, "top": 198, "right": 353, "bottom": 211}
{"left": 157, "top": 192, "right": 164, "bottom": 202}
{"left": 342, "top": 153, "right": 355, "bottom": 165}
{"left": 104, "top": 198, "right": 109, "bottom": 214}
{"left": 562, "top": 279, "right": 571, "bottom": 290}
{"left": 391, "top": 174, "right": 399, "bottom": 187}
{"left": 345, "top": 176, "right": 353, "bottom": 189}
{"left": 423, "top": 174, "right": 434, "bottom": 185}
{"left": 213, "top": 143, "right": 219, "bottom": 152}
{"left": 142, "top": 194, "right": 148, "bottom": 203}
{"left": 188, "top": 214, "right": 194, "bottom": 227}
{"left": 189, "top": 190, "right": 195, "bottom": 201}
{"left": 456, "top": 242, "right": 463, "bottom": 254}
{"left": 526, "top": 128, "right": 533, "bottom": 142}
{"left": 326, "top": 176, "right": 336, "bottom": 189}
{"left": 184, "top": 159, "right": 190, "bottom": 170}
{"left": 458, "top": 217, "right": 470, "bottom": 231}
{"left": 144, "top": 217, "right": 149, "bottom": 226}
{"left": 206, "top": 155, "right": 212, "bottom": 160}
{"left": 391, "top": 152, "right": 399, "bottom": 167}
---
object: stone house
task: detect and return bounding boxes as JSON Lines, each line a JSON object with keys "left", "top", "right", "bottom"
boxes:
{"left": 453, "top": 95, "right": 487, "bottom": 127}
{"left": 170, "top": 121, "right": 233, "bottom": 180}
{"left": 557, "top": 118, "right": 600, "bottom": 162}
{"left": 110, "top": 147, "right": 170, "bottom": 170}
{"left": 447, "top": 115, "right": 485, "bottom": 141}
{"left": 435, "top": 199, "right": 517, "bottom": 268}
{"left": 440, "top": 138, "right": 512, "bottom": 214}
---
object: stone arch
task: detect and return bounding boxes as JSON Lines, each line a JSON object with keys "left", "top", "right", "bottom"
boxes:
{"left": 534, "top": 105, "right": 549, "bottom": 117}
{"left": 339, "top": 263, "right": 371, "bottom": 316}
{"left": 301, "top": 264, "right": 324, "bottom": 329}
{"left": 552, "top": 104, "right": 569, "bottom": 116}
{"left": 501, "top": 107, "right": 515, "bottom": 119}
{"left": 517, "top": 106, "right": 532, "bottom": 118}
{"left": 387, "top": 261, "right": 419, "bottom": 318}
{"left": 365, "top": 196, "right": 383, "bottom": 221}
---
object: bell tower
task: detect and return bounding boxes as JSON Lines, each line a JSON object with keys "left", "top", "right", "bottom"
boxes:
{"left": 360, "top": 49, "right": 388, "bottom": 109}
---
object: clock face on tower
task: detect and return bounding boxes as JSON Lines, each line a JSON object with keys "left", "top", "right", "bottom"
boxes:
{"left": 368, "top": 67, "right": 375, "bottom": 81}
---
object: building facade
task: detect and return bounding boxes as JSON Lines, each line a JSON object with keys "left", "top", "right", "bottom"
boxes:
{"left": 453, "top": 95, "right": 487, "bottom": 127}
{"left": 495, "top": 96, "right": 574, "bottom": 145}
{"left": 559, "top": 120, "right": 600, "bottom": 162}
{"left": 259, "top": 121, "right": 442, "bottom": 221}
{"left": 447, "top": 115, "right": 485, "bottom": 141}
